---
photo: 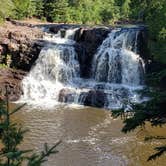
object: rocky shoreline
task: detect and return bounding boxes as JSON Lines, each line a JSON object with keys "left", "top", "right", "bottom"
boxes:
{"left": 0, "top": 68, "right": 27, "bottom": 101}
{"left": 0, "top": 21, "right": 43, "bottom": 100}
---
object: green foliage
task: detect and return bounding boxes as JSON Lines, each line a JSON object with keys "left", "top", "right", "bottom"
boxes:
{"left": 27, "top": 142, "right": 60, "bottom": 166}
{"left": 129, "top": 0, "right": 166, "bottom": 63}
{"left": 100, "top": 0, "right": 120, "bottom": 24}
{"left": 12, "top": 0, "right": 35, "bottom": 19}
{"left": 145, "top": 0, "right": 166, "bottom": 64}
{"left": 148, "top": 146, "right": 166, "bottom": 161}
{"left": 44, "top": 0, "right": 69, "bottom": 22}
{"left": 12, "top": 0, "right": 29, "bottom": 19}
{"left": 0, "top": 88, "right": 60, "bottom": 165}
{"left": 112, "top": 68, "right": 166, "bottom": 160}
{"left": 121, "top": 0, "right": 131, "bottom": 18}
{"left": 146, "top": 69, "right": 166, "bottom": 87}
{"left": 0, "top": 0, "right": 165, "bottom": 33}
{"left": 0, "top": 0, "right": 14, "bottom": 21}
{"left": 0, "top": 64, "right": 8, "bottom": 69}
{"left": 0, "top": 54, "right": 12, "bottom": 68}
{"left": 33, "top": 0, "right": 44, "bottom": 18}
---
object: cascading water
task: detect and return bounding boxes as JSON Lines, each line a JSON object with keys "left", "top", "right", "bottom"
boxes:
{"left": 20, "top": 26, "right": 146, "bottom": 110}
{"left": 92, "top": 29, "right": 144, "bottom": 85}
{"left": 91, "top": 29, "right": 145, "bottom": 109}
{"left": 21, "top": 29, "right": 80, "bottom": 104}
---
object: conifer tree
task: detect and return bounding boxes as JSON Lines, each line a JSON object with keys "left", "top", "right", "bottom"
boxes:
{"left": 12, "top": 0, "right": 31, "bottom": 19}
{"left": 33, "top": 0, "right": 44, "bottom": 18}
{"left": 44, "top": 0, "right": 69, "bottom": 22}
{"left": 0, "top": 0, "right": 13, "bottom": 22}
{"left": 121, "top": 0, "right": 131, "bottom": 17}
{"left": 112, "top": 69, "right": 166, "bottom": 160}
{"left": 0, "top": 86, "right": 60, "bottom": 165}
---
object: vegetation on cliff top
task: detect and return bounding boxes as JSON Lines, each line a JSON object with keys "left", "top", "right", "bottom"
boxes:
{"left": 0, "top": 0, "right": 165, "bottom": 64}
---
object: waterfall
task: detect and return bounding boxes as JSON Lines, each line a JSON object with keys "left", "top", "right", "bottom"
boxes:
{"left": 92, "top": 29, "right": 144, "bottom": 85}
{"left": 20, "top": 27, "right": 145, "bottom": 110}
{"left": 21, "top": 29, "right": 80, "bottom": 103}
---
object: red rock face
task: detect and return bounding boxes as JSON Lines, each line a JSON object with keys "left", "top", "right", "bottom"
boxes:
{"left": 0, "top": 21, "right": 44, "bottom": 71}
{"left": 0, "top": 69, "right": 27, "bottom": 101}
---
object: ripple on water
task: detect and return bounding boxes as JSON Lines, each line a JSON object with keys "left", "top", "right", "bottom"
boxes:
{"left": 11, "top": 104, "right": 166, "bottom": 166}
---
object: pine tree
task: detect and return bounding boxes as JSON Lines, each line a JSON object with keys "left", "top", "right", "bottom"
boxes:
{"left": 12, "top": 0, "right": 38, "bottom": 19}
{"left": 100, "top": 0, "right": 120, "bottom": 24}
{"left": 26, "top": 0, "right": 36, "bottom": 18}
{"left": 0, "top": 0, "right": 14, "bottom": 22}
{"left": 0, "top": 86, "right": 60, "bottom": 165}
{"left": 112, "top": 69, "right": 166, "bottom": 160}
{"left": 12, "top": 0, "right": 31, "bottom": 19}
{"left": 44, "top": 0, "right": 69, "bottom": 22}
{"left": 33, "top": 0, "right": 44, "bottom": 18}
{"left": 121, "top": 0, "right": 131, "bottom": 18}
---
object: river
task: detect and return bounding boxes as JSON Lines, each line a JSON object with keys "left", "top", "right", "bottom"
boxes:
{"left": 12, "top": 103, "right": 166, "bottom": 166}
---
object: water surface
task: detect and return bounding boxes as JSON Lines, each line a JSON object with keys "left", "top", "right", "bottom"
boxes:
{"left": 12, "top": 104, "right": 166, "bottom": 166}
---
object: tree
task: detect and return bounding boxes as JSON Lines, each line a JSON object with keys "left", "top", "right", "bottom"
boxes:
{"left": 27, "top": 0, "right": 37, "bottom": 18}
{"left": 0, "top": 86, "right": 60, "bottom": 165}
{"left": 12, "top": 0, "right": 31, "bottom": 19}
{"left": 0, "top": 0, "right": 14, "bottom": 22}
{"left": 121, "top": 0, "right": 131, "bottom": 18}
{"left": 112, "top": 68, "right": 166, "bottom": 161}
{"left": 44, "top": 0, "right": 69, "bottom": 22}
{"left": 100, "top": 0, "right": 120, "bottom": 24}
{"left": 33, "top": 0, "right": 44, "bottom": 19}
{"left": 12, "top": 0, "right": 40, "bottom": 19}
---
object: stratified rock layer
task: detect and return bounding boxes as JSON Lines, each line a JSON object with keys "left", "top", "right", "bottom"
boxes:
{"left": 0, "top": 21, "right": 43, "bottom": 71}
{"left": 0, "top": 68, "right": 27, "bottom": 101}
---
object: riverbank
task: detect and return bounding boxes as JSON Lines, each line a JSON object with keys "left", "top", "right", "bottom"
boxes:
{"left": 0, "top": 21, "right": 44, "bottom": 100}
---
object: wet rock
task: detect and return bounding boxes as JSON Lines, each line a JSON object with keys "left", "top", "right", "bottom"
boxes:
{"left": 10, "top": 42, "right": 42, "bottom": 71}
{"left": 49, "top": 26, "right": 61, "bottom": 34}
{"left": 49, "top": 24, "right": 79, "bottom": 34}
{"left": 84, "top": 90, "right": 107, "bottom": 108}
{"left": 136, "top": 28, "right": 149, "bottom": 60}
{"left": 75, "top": 27, "right": 110, "bottom": 78}
{"left": 58, "top": 88, "right": 76, "bottom": 103}
{"left": 0, "top": 68, "right": 27, "bottom": 101}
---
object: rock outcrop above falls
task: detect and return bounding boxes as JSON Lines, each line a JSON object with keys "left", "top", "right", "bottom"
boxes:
{"left": 0, "top": 21, "right": 44, "bottom": 71}
{"left": 0, "top": 68, "right": 27, "bottom": 101}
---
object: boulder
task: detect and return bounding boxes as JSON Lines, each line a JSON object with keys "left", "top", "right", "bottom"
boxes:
{"left": 84, "top": 90, "right": 107, "bottom": 108}
{"left": 49, "top": 26, "right": 62, "bottom": 34}
{"left": 0, "top": 69, "right": 27, "bottom": 101}
{"left": 58, "top": 88, "right": 76, "bottom": 103}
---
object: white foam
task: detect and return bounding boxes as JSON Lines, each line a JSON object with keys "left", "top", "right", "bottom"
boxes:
{"left": 19, "top": 27, "right": 146, "bottom": 110}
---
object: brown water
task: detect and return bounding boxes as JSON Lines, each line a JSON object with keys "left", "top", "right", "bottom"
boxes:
{"left": 12, "top": 104, "right": 166, "bottom": 166}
